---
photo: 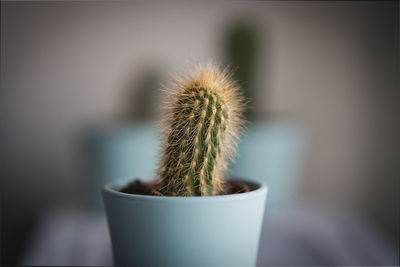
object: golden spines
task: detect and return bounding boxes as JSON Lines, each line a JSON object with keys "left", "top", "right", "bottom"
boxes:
{"left": 157, "top": 63, "right": 244, "bottom": 196}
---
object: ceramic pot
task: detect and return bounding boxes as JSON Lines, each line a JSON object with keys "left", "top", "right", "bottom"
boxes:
{"left": 102, "top": 178, "right": 267, "bottom": 267}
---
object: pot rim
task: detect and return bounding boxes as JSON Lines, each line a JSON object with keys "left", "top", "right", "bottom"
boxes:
{"left": 102, "top": 178, "right": 267, "bottom": 203}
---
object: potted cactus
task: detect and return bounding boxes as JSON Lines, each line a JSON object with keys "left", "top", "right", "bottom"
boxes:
{"left": 102, "top": 64, "right": 268, "bottom": 267}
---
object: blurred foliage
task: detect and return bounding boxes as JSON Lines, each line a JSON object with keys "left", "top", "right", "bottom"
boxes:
{"left": 124, "top": 69, "right": 161, "bottom": 121}
{"left": 225, "top": 21, "right": 259, "bottom": 120}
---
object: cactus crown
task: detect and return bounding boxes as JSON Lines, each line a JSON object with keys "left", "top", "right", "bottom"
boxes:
{"left": 157, "top": 64, "right": 244, "bottom": 196}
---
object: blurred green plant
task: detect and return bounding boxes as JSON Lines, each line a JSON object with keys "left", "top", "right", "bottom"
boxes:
{"left": 226, "top": 21, "right": 259, "bottom": 120}
{"left": 124, "top": 69, "right": 161, "bottom": 121}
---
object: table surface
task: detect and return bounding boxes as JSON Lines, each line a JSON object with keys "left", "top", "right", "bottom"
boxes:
{"left": 21, "top": 205, "right": 397, "bottom": 266}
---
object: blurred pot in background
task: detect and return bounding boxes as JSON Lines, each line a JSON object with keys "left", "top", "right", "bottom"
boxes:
{"left": 84, "top": 122, "right": 158, "bottom": 209}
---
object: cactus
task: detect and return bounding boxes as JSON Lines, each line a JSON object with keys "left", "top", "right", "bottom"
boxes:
{"left": 157, "top": 64, "right": 244, "bottom": 196}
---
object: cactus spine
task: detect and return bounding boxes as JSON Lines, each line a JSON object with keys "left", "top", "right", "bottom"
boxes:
{"left": 157, "top": 64, "right": 244, "bottom": 196}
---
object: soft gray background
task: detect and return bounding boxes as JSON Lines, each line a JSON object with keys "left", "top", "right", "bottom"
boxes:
{"left": 1, "top": 1, "right": 398, "bottom": 265}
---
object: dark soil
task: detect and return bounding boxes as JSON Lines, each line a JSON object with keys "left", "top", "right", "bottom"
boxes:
{"left": 119, "top": 179, "right": 250, "bottom": 196}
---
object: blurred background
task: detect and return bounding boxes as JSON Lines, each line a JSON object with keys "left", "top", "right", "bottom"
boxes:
{"left": 1, "top": 1, "right": 398, "bottom": 266}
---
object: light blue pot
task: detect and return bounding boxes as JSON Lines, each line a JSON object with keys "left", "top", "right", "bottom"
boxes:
{"left": 102, "top": 178, "right": 268, "bottom": 267}
{"left": 229, "top": 122, "right": 303, "bottom": 211}
{"left": 85, "top": 122, "right": 158, "bottom": 209}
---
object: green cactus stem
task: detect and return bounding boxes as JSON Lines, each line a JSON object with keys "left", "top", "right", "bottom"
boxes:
{"left": 157, "top": 64, "right": 244, "bottom": 196}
